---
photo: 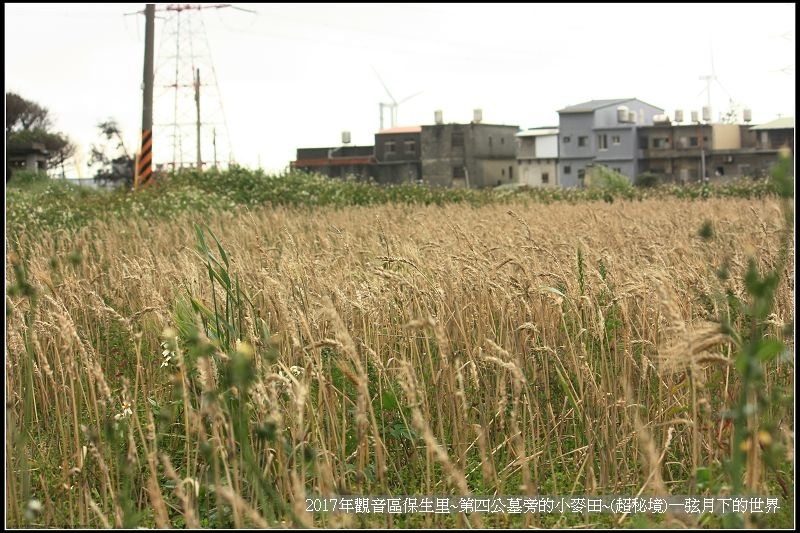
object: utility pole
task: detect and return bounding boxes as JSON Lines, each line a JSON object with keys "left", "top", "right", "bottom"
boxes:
{"left": 135, "top": 3, "right": 155, "bottom": 190}
{"left": 194, "top": 67, "right": 202, "bottom": 170}
{"left": 213, "top": 127, "right": 218, "bottom": 169}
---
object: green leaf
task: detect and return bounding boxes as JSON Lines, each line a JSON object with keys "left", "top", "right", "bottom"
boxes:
{"left": 207, "top": 226, "right": 230, "bottom": 268}
{"left": 756, "top": 339, "right": 784, "bottom": 363}
{"left": 379, "top": 390, "right": 399, "bottom": 411}
{"left": 695, "top": 466, "right": 711, "bottom": 491}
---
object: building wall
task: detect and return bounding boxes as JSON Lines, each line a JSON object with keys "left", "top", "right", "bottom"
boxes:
{"left": 711, "top": 124, "right": 742, "bottom": 150}
{"left": 558, "top": 114, "right": 594, "bottom": 162}
{"left": 558, "top": 158, "right": 593, "bottom": 187}
{"left": 760, "top": 128, "right": 794, "bottom": 151}
{"left": 469, "top": 124, "right": 518, "bottom": 159}
{"left": 594, "top": 128, "right": 637, "bottom": 167}
{"left": 536, "top": 134, "right": 558, "bottom": 159}
{"left": 375, "top": 132, "right": 421, "bottom": 162}
{"left": 420, "top": 123, "right": 518, "bottom": 188}
{"left": 480, "top": 159, "right": 517, "bottom": 187}
{"left": 376, "top": 162, "right": 421, "bottom": 184}
{"left": 517, "top": 137, "right": 536, "bottom": 159}
{"left": 518, "top": 159, "right": 558, "bottom": 187}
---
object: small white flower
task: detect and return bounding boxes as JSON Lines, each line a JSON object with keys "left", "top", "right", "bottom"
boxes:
{"left": 115, "top": 400, "right": 133, "bottom": 420}
{"left": 160, "top": 339, "right": 177, "bottom": 368}
{"left": 290, "top": 366, "right": 304, "bottom": 377}
{"left": 25, "top": 499, "right": 43, "bottom": 521}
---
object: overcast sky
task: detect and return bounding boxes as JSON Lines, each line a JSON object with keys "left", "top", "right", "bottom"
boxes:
{"left": 5, "top": 3, "right": 795, "bottom": 177}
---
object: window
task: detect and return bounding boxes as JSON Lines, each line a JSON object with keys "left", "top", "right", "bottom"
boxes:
{"left": 508, "top": 166, "right": 513, "bottom": 180}
{"left": 489, "top": 137, "right": 493, "bottom": 148}
{"left": 689, "top": 137, "right": 698, "bottom": 147}
{"left": 652, "top": 138, "right": 669, "bottom": 149}
{"left": 578, "top": 136, "right": 588, "bottom": 147}
{"left": 452, "top": 166, "right": 465, "bottom": 178}
{"left": 564, "top": 165, "right": 571, "bottom": 174}
{"left": 405, "top": 140, "right": 416, "bottom": 154}
{"left": 501, "top": 168, "right": 505, "bottom": 176}
{"left": 563, "top": 136, "right": 571, "bottom": 144}
{"left": 500, "top": 137, "right": 505, "bottom": 145}
{"left": 613, "top": 167, "right": 621, "bottom": 173}
{"left": 597, "top": 134, "right": 608, "bottom": 150}
{"left": 578, "top": 169, "right": 586, "bottom": 182}
{"left": 542, "top": 172, "right": 549, "bottom": 184}
{"left": 639, "top": 137, "right": 648, "bottom": 150}
{"left": 451, "top": 130, "right": 464, "bottom": 148}
{"left": 386, "top": 141, "right": 396, "bottom": 154}
{"left": 612, "top": 135, "right": 621, "bottom": 145}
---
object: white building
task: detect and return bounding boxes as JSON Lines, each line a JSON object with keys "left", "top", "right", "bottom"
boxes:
{"left": 516, "top": 127, "right": 559, "bottom": 187}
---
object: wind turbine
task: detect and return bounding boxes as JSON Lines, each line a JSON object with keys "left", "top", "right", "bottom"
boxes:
{"left": 372, "top": 67, "right": 423, "bottom": 130}
{"left": 697, "top": 42, "right": 735, "bottom": 122}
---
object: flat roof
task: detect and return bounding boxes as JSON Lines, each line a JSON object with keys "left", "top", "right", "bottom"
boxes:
{"left": 516, "top": 128, "right": 559, "bottom": 137}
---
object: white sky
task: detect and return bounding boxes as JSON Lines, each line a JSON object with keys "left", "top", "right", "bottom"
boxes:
{"left": 5, "top": 2, "right": 796, "bottom": 178}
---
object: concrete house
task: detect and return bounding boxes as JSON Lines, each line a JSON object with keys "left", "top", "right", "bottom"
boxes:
{"left": 557, "top": 98, "right": 664, "bottom": 187}
{"left": 374, "top": 126, "right": 422, "bottom": 184}
{"left": 750, "top": 117, "right": 794, "bottom": 153}
{"left": 7, "top": 141, "right": 49, "bottom": 176}
{"left": 639, "top": 116, "right": 794, "bottom": 181}
{"left": 516, "top": 127, "right": 558, "bottom": 187}
{"left": 421, "top": 111, "right": 519, "bottom": 188}
{"left": 640, "top": 121, "right": 741, "bottom": 181}
{"left": 290, "top": 145, "right": 376, "bottom": 181}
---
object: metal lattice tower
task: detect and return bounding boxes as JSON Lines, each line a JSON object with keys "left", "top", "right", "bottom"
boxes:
{"left": 152, "top": 4, "right": 234, "bottom": 172}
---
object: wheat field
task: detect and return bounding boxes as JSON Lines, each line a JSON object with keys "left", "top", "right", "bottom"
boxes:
{"left": 6, "top": 197, "right": 794, "bottom": 528}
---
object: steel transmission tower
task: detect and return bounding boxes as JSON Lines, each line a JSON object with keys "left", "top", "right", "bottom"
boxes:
{"left": 152, "top": 4, "right": 235, "bottom": 172}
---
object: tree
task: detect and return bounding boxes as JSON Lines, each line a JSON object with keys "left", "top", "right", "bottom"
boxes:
{"left": 5, "top": 92, "right": 75, "bottom": 177}
{"left": 6, "top": 92, "right": 52, "bottom": 134}
{"left": 89, "top": 118, "right": 134, "bottom": 186}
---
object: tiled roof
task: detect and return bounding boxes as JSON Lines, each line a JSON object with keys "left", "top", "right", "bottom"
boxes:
{"left": 750, "top": 117, "right": 794, "bottom": 130}
{"left": 558, "top": 99, "right": 633, "bottom": 113}
{"left": 377, "top": 126, "right": 422, "bottom": 134}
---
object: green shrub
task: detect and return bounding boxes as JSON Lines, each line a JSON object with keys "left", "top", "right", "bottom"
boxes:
{"left": 585, "top": 165, "right": 632, "bottom": 191}
{"left": 7, "top": 169, "right": 49, "bottom": 186}
{"left": 635, "top": 171, "right": 661, "bottom": 188}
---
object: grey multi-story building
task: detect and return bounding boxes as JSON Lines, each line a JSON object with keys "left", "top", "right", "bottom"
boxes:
{"left": 374, "top": 126, "right": 422, "bottom": 184}
{"left": 557, "top": 98, "right": 664, "bottom": 186}
{"left": 421, "top": 114, "right": 519, "bottom": 188}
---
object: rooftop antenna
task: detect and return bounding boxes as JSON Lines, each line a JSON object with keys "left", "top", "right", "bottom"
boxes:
{"left": 371, "top": 66, "right": 422, "bottom": 129}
